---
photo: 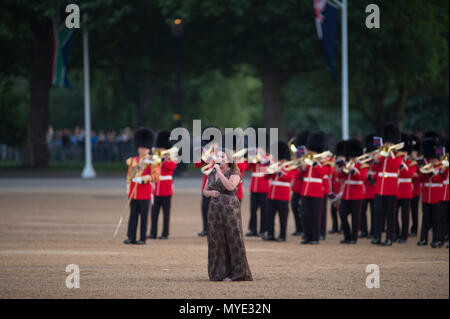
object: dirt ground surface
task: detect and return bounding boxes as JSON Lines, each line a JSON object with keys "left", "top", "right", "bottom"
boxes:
{"left": 0, "top": 177, "right": 448, "bottom": 299}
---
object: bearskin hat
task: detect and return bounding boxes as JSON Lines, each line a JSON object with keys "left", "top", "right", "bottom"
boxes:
{"left": 133, "top": 127, "right": 154, "bottom": 149}
{"left": 400, "top": 133, "right": 413, "bottom": 154}
{"left": 294, "top": 130, "right": 310, "bottom": 147}
{"left": 155, "top": 130, "right": 172, "bottom": 149}
{"left": 335, "top": 140, "right": 346, "bottom": 157}
{"left": 424, "top": 131, "right": 442, "bottom": 146}
{"left": 382, "top": 123, "right": 400, "bottom": 144}
{"left": 345, "top": 139, "right": 363, "bottom": 158}
{"left": 410, "top": 134, "right": 421, "bottom": 153}
{"left": 422, "top": 137, "right": 438, "bottom": 160}
{"left": 307, "top": 131, "right": 325, "bottom": 153}
{"left": 275, "top": 141, "right": 291, "bottom": 161}
{"left": 364, "top": 134, "right": 377, "bottom": 153}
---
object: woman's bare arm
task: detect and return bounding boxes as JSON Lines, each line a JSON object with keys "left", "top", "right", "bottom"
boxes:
{"left": 217, "top": 171, "right": 240, "bottom": 191}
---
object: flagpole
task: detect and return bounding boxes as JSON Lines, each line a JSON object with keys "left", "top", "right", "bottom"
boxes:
{"left": 341, "top": 0, "right": 349, "bottom": 140}
{"left": 81, "top": 13, "right": 96, "bottom": 179}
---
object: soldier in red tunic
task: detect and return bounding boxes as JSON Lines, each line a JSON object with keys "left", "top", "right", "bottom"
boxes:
{"left": 299, "top": 132, "right": 329, "bottom": 245}
{"left": 149, "top": 130, "right": 178, "bottom": 240}
{"left": 394, "top": 133, "right": 417, "bottom": 243}
{"left": 417, "top": 137, "right": 445, "bottom": 248}
{"left": 124, "top": 127, "right": 156, "bottom": 245}
{"left": 338, "top": 139, "right": 368, "bottom": 244}
{"left": 371, "top": 123, "right": 405, "bottom": 246}
{"left": 263, "top": 142, "right": 296, "bottom": 242}
{"left": 245, "top": 146, "right": 271, "bottom": 237}
{"left": 409, "top": 134, "right": 422, "bottom": 237}
{"left": 360, "top": 134, "right": 377, "bottom": 238}
{"left": 440, "top": 140, "right": 449, "bottom": 247}
{"left": 318, "top": 131, "right": 333, "bottom": 240}
{"left": 290, "top": 130, "right": 310, "bottom": 237}
{"left": 329, "top": 140, "right": 346, "bottom": 234}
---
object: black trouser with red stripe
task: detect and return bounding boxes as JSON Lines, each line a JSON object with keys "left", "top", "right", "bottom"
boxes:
{"left": 420, "top": 202, "right": 444, "bottom": 243}
{"left": 290, "top": 192, "right": 303, "bottom": 233}
{"left": 410, "top": 196, "right": 420, "bottom": 235}
{"left": 127, "top": 199, "right": 150, "bottom": 242}
{"left": 320, "top": 195, "right": 327, "bottom": 239}
{"left": 249, "top": 192, "right": 268, "bottom": 233}
{"left": 301, "top": 196, "right": 322, "bottom": 242}
{"left": 150, "top": 195, "right": 172, "bottom": 237}
{"left": 374, "top": 195, "right": 397, "bottom": 241}
{"left": 201, "top": 195, "right": 210, "bottom": 232}
{"left": 267, "top": 199, "right": 289, "bottom": 239}
{"left": 340, "top": 199, "right": 362, "bottom": 242}
{"left": 330, "top": 204, "right": 339, "bottom": 232}
{"left": 360, "top": 198, "right": 375, "bottom": 235}
{"left": 395, "top": 198, "right": 410, "bottom": 241}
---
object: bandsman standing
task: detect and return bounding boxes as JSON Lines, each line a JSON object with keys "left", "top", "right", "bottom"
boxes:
{"left": 394, "top": 133, "right": 417, "bottom": 243}
{"left": 371, "top": 123, "right": 405, "bottom": 246}
{"left": 338, "top": 139, "right": 368, "bottom": 244}
{"left": 409, "top": 134, "right": 422, "bottom": 237}
{"left": 124, "top": 127, "right": 159, "bottom": 245}
{"left": 329, "top": 140, "right": 346, "bottom": 234}
{"left": 290, "top": 130, "right": 310, "bottom": 236}
{"left": 264, "top": 142, "right": 296, "bottom": 242}
{"left": 149, "top": 130, "right": 178, "bottom": 240}
{"left": 417, "top": 137, "right": 445, "bottom": 248}
{"left": 246, "top": 138, "right": 271, "bottom": 237}
{"left": 299, "top": 132, "right": 328, "bottom": 245}
{"left": 360, "top": 134, "right": 377, "bottom": 238}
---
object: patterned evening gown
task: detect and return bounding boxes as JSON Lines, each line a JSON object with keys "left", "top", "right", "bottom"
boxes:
{"left": 206, "top": 167, "right": 253, "bottom": 281}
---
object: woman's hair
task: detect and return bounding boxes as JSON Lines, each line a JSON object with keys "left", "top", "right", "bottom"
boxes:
{"left": 220, "top": 148, "right": 239, "bottom": 171}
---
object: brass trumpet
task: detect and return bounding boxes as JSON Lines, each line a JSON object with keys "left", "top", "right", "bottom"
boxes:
{"left": 266, "top": 162, "right": 283, "bottom": 174}
{"left": 420, "top": 163, "right": 436, "bottom": 174}
{"left": 154, "top": 146, "right": 179, "bottom": 161}
{"left": 379, "top": 142, "right": 404, "bottom": 157}
{"left": 304, "top": 151, "right": 333, "bottom": 166}
{"left": 233, "top": 148, "right": 247, "bottom": 159}
{"left": 442, "top": 153, "right": 449, "bottom": 167}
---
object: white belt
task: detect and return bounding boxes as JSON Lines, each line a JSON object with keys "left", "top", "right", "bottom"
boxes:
{"left": 270, "top": 181, "right": 291, "bottom": 187}
{"left": 158, "top": 175, "right": 173, "bottom": 181}
{"left": 443, "top": 180, "right": 449, "bottom": 185}
{"left": 252, "top": 172, "right": 265, "bottom": 177}
{"left": 345, "top": 180, "right": 364, "bottom": 185}
{"left": 378, "top": 172, "right": 398, "bottom": 178}
{"left": 398, "top": 178, "right": 412, "bottom": 183}
{"left": 368, "top": 171, "right": 376, "bottom": 176}
{"left": 323, "top": 175, "right": 329, "bottom": 179}
{"left": 424, "top": 183, "right": 442, "bottom": 188}
{"left": 303, "top": 177, "right": 323, "bottom": 183}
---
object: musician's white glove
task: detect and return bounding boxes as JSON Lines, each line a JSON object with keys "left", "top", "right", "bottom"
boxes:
{"left": 132, "top": 177, "right": 144, "bottom": 184}
{"left": 142, "top": 158, "right": 152, "bottom": 165}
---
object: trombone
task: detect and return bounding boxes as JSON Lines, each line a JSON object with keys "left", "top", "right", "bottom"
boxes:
{"left": 379, "top": 142, "right": 405, "bottom": 157}
{"left": 281, "top": 150, "right": 333, "bottom": 171}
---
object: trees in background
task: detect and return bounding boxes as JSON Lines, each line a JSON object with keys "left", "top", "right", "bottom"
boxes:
{"left": 0, "top": 0, "right": 448, "bottom": 166}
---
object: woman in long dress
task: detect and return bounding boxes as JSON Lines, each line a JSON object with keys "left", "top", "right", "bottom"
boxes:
{"left": 203, "top": 148, "right": 253, "bottom": 282}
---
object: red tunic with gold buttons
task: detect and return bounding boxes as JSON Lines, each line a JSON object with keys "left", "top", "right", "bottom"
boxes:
{"left": 420, "top": 164, "right": 444, "bottom": 204}
{"left": 373, "top": 152, "right": 405, "bottom": 196}
{"left": 364, "top": 162, "right": 378, "bottom": 200}
{"left": 397, "top": 159, "right": 417, "bottom": 199}
{"left": 331, "top": 167, "right": 343, "bottom": 196}
{"left": 338, "top": 163, "right": 369, "bottom": 201}
{"left": 299, "top": 163, "right": 329, "bottom": 198}
{"left": 265, "top": 168, "right": 296, "bottom": 201}
{"left": 321, "top": 160, "right": 333, "bottom": 195}
{"left": 441, "top": 166, "right": 449, "bottom": 202}
{"left": 412, "top": 170, "right": 422, "bottom": 197}
{"left": 127, "top": 156, "right": 152, "bottom": 200}
{"left": 246, "top": 162, "right": 270, "bottom": 193}
{"left": 153, "top": 159, "right": 177, "bottom": 197}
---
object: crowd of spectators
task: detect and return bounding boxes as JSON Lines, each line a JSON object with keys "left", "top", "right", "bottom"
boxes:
{"left": 46, "top": 126, "right": 135, "bottom": 162}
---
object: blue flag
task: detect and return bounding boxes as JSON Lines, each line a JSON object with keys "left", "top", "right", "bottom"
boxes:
{"left": 314, "top": 0, "right": 338, "bottom": 81}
